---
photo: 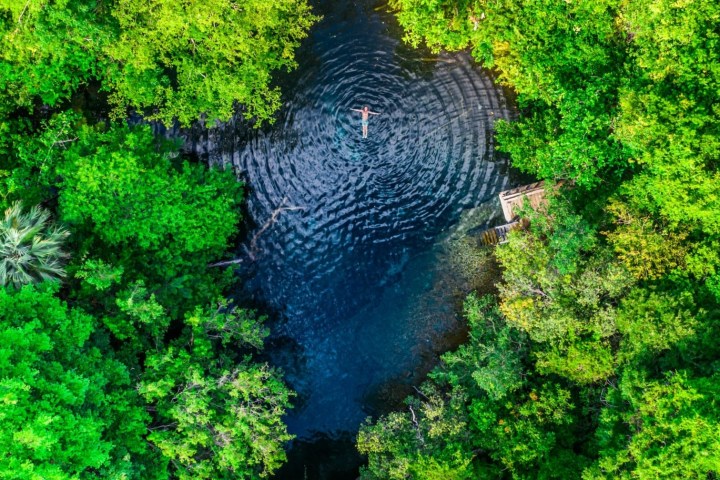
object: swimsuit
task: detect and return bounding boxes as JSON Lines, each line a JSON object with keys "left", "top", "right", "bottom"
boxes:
{"left": 362, "top": 119, "right": 369, "bottom": 127}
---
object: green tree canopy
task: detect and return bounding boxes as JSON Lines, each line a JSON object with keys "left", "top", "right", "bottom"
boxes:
{"left": 0, "top": 283, "right": 158, "bottom": 479}
{"left": 59, "top": 124, "right": 241, "bottom": 255}
{"left": 0, "top": 0, "right": 318, "bottom": 125}
{"left": 139, "top": 305, "right": 293, "bottom": 480}
{"left": 358, "top": 296, "right": 589, "bottom": 480}
{"left": 589, "top": 370, "right": 720, "bottom": 479}
{"left": 389, "top": 0, "right": 629, "bottom": 187}
{"left": 56, "top": 122, "right": 243, "bottom": 320}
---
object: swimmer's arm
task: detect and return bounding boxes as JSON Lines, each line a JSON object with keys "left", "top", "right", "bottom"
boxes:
{"left": 350, "top": 108, "right": 363, "bottom": 112}
{"left": 368, "top": 111, "right": 381, "bottom": 115}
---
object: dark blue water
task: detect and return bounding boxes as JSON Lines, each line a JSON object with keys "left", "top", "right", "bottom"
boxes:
{"left": 176, "top": 0, "right": 513, "bottom": 477}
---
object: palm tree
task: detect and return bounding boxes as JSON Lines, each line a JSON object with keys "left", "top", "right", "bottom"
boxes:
{"left": 0, "top": 201, "right": 70, "bottom": 289}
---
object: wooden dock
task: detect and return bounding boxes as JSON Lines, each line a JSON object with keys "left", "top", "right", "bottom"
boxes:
{"left": 499, "top": 181, "right": 546, "bottom": 222}
{"left": 479, "top": 181, "right": 549, "bottom": 246}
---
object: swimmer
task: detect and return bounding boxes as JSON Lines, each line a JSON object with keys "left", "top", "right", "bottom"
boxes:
{"left": 351, "top": 106, "right": 381, "bottom": 138}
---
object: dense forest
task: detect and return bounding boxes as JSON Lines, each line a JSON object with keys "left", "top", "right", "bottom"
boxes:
{"left": 0, "top": 1, "right": 315, "bottom": 478}
{"left": 1, "top": 0, "right": 718, "bottom": 479}
{"left": 358, "top": 0, "right": 720, "bottom": 478}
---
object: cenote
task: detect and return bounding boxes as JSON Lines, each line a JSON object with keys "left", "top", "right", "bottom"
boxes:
{"left": 182, "top": 0, "right": 515, "bottom": 477}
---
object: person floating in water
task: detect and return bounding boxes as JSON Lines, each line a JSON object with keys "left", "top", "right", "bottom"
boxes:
{"left": 351, "top": 106, "right": 381, "bottom": 138}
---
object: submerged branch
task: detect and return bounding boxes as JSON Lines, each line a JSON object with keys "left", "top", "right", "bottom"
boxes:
{"left": 248, "top": 197, "right": 305, "bottom": 260}
{"left": 209, "top": 197, "right": 305, "bottom": 267}
{"left": 208, "top": 257, "right": 245, "bottom": 268}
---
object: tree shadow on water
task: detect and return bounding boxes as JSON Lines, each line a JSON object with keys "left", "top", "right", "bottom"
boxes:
{"left": 275, "top": 432, "right": 363, "bottom": 480}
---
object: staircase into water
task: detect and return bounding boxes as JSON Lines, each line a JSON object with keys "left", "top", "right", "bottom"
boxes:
{"left": 479, "top": 220, "right": 525, "bottom": 245}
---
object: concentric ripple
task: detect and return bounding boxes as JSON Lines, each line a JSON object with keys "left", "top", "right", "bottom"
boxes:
{"left": 180, "top": 0, "right": 513, "bottom": 456}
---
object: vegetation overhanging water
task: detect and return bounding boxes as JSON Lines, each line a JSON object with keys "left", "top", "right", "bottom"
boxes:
{"left": 1, "top": 0, "right": 719, "bottom": 479}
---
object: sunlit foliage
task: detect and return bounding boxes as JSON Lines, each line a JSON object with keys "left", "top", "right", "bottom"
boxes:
{"left": 359, "top": 296, "right": 589, "bottom": 479}
{"left": 0, "top": 284, "right": 157, "bottom": 479}
{"left": 0, "top": 0, "right": 318, "bottom": 125}
{"left": 0, "top": 1, "right": 308, "bottom": 475}
{"left": 140, "top": 307, "right": 292, "bottom": 479}
{"left": 360, "top": 0, "right": 720, "bottom": 477}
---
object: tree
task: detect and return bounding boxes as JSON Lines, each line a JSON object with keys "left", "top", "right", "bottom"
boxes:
{"left": 104, "top": 0, "right": 319, "bottom": 125}
{"left": 603, "top": 201, "right": 688, "bottom": 281}
{"left": 0, "top": 0, "right": 318, "bottom": 125}
{"left": 496, "top": 197, "right": 631, "bottom": 384}
{"left": 0, "top": 111, "right": 79, "bottom": 210}
{"left": 610, "top": 0, "right": 720, "bottom": 292}
{"left": 58, "top": 123, "right": 243, "bottom": 319}
{"left": 389, "top": 0, "right": 630, "bottom": 187}
{"left": 59, "top": 124, "right": 242, "bottom": 255}
{"left": 615, "top": 287, "right": 699, "bottom": 365}
{"left": 589, "top": 370, "right": 720, "bottom": 479}
{"left": 358, "top": 296, "right": 589, "bottom": 479}
{"left": 0, "top": 283, "right": 159, "bottom": 479}
{"left": 139, "top": 305, "right": 293, "bottom": 479}
{"left": 0, "top": 201, "right": 69, "bottom": 288}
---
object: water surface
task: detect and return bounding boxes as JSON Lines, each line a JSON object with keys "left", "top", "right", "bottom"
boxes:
{"left": 180, "top": 1, "right": 514, "bottom": 477}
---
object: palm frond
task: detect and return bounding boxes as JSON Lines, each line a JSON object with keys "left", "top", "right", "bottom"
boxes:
{"left": 0, "top": 201, "right": 70, "bottom": 288}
